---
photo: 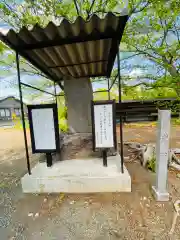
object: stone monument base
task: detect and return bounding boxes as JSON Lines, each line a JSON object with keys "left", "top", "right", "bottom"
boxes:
{"left": 59, "top": 133, "right": 117, "bottom": 160}
{"left": 21, "top": 155, "right": 131, "bottom": 193}
{"left": 152, "top": 186, "right": 169, "bottom": 201}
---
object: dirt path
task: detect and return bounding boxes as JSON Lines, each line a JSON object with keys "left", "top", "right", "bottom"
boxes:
{"left": 0, "top": 128, "right": 31, "bottom": 150}
{"left": 1, "top": 124, "right": 180, "bottom": 151}
{"left": 0, "top": 128, "right": 180, "bottom": 239}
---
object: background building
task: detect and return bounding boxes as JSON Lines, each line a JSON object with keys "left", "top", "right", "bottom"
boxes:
{"left": 0, "top": 96, "right": 27, "bottom": 121}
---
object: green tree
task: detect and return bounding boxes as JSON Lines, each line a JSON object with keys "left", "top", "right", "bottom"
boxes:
{"left": 0, "top": 0, "right": 179, "bottom": 100}
{"left": 122, "top": 0, "right": 180, "bottom": 96}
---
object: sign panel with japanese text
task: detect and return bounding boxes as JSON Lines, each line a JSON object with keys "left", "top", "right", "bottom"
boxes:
{"left": 91, "top": 100, "right": 116, "bottom": 149}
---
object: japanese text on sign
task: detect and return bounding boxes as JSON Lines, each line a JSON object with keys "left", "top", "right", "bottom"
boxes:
{"left": 94, "top": 104, "right": 114, "bottom": 148}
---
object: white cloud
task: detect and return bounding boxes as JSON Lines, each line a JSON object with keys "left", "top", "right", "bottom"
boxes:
{"left": 0, "top": 27, "right": 9, "bottom": 35}
{"left": 127, "top": 68, "right": 143, "bottom": 86}
{"left": 129, "top": 69, "right": 143, "bottom": 78}
{"left": 113, "top": 0, "right": 129, "bottom": 15}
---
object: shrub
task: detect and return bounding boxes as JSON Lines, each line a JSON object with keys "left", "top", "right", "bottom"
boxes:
{"left": 12, "top": 117, "right": 29, "bottom": 129}
{"left": 58, "top": 106, "right": 67, "bottom": 119}
{"left": 59, "top": 118, "right": 68, "bottom": 133}
{"left": 172, "top": 118, "right": 180, "bottom": 125}
{"left": 147, "top": 155, "right": 156, "bottom": 172}
{"left": 57, "top": 105, "right": 68, "bottom": 132}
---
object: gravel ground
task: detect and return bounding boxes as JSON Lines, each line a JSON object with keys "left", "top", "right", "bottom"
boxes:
{"left": 117, "top": 124, "right": 180, "bottom": 148}
{"left": 1, "top": 127, "right": 180, "bottom": 239}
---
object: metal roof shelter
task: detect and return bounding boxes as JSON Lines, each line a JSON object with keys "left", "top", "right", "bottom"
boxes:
{"left": 0, "top": 12, "right": 129, "bottom": 175}
{"left": 0, "top": 13, "right": 128, "bottom": 82}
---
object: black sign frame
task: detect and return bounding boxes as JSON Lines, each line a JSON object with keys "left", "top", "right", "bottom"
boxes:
{"left": 27, "top": 103, "right": 60, "bottom": 154}
{"left": 91, "top": 100, "right": 117, "bottom": 151}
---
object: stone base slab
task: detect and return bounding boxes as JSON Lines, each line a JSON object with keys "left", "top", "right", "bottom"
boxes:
{"left": 152, "top": 186, "right": 169, "bottom": 201}
{"left": 21, "top": 155, "right": 131, "bottom": 193}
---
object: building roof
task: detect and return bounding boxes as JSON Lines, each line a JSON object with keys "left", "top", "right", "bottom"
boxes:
{"left": 0, "top": 96, "right": 20, "bottom": 102}
{"left": 0, "top": 13, "right": 128, "bottom": 83}
{"left": 0, "top": 96, "right": 27, "bottom": 105}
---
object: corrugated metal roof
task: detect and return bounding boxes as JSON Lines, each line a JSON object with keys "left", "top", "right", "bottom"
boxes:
{"left": 0, "top": 13, "right": 128, "bottom": 82}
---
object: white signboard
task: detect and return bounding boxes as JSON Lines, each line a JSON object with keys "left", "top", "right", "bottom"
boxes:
{"left": 31, "top": 108, "right": 56, "bottom": 150}
{"left": 94, "top": 104, "right": 114, "bottom": 148}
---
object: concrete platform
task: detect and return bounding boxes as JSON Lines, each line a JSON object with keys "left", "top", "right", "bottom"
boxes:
{"left": 21, "top": 155, "right": 131, "bottom": 193}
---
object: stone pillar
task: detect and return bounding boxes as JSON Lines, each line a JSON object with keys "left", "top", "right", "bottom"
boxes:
{"left": 152, "top": 110, "right": 171, "bottom": 201}
{"left": 64, "top": 77, "right": 93, "bottom": 133}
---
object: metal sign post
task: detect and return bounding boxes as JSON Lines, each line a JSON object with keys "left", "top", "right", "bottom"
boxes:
{"left": 102, "top": 149, "right": 108, "bottom": 167}
{"left": 16, "top": 52, "right": 31, "bottom": 175}
{"left": 108, "top": 78, "right": 110, "bottom": 100}
{"left": 91, "top": 100, "right": 117, "bottom": 167}
{"left": 54, "top": 82, "right": 57, "bottom": 105}
{"left": 15, "top": 53, "right": 61, "bottom": 174}
{"left": 117, "top": 49, "right": 124, "bottom": 173}
{"left": 46, "top": 153, "right": 53, "bottom": 167}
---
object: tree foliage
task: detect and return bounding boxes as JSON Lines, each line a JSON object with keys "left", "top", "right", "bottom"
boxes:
{"left": 122, "top": 0, "right": 180, "bottom": 95}
{"left": 0, "top": 0, "right": 179, "bottom": 100}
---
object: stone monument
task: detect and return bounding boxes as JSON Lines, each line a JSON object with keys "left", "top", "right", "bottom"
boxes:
{"left": 152, "top": 109, "right": 171, "bottom": 201}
